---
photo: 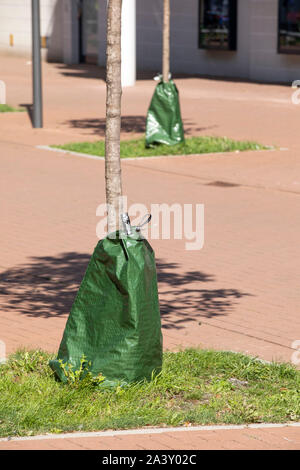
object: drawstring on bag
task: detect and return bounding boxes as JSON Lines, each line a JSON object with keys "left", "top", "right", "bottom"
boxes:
{"left": 136, "top": 214, "right": 152, "bottom": 232}
{"left": 120, "top": 213, "right": 152, "bottom": 261}
{"left": 121, "top": 213, "right": 152, "bottom": 234}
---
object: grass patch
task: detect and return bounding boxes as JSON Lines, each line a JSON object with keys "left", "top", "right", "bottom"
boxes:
{"left": 0, "top": 348, "right": 299, "bottom": 438}
{"left": 52, "top": 136, "right": 266, "bottom": 159}
{"left": 0, "top": 104, "right": 25, "bottom": 113}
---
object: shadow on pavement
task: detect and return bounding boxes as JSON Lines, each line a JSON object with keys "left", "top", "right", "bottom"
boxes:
{"left": 54, "top": 63, "right": 292, "bottom": 87}
{"left": 157, "top": 261, "right": 250, "bottom": 329}
{"left": 19, "top": 103, "right": 34, "bottom": 126}
{"left": 55, "top": 64, "right": 106, "bottom": 81}
{"left": 64, "top": 115, "right": 218, "bottom": 138}
{"left": 54, "top": 64, "right": 203, "bottom": 82}
{"left": 0, "top": 253, "right": 250, "bottom": 328}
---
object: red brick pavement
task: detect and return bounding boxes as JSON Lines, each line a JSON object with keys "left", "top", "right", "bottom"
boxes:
{"left": 1, "top": 141, "right": 299, "bottom": 363}
{"left": 0, "top": 425, "right": 299, "bottom": 450}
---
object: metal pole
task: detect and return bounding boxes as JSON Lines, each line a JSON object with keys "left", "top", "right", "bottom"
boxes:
{"left": 31, "top": 0, "right": 43, "bottom": 128}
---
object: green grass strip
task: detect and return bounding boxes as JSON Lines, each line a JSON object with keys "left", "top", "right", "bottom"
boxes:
{"left": 52, "top": 136, "right": 267, "bottom": 159}
{"left": 0, "top": 348, "right": 299, "bottom": 437}
{"left": 0, "top": 104, "right": 25, "bottom": 113}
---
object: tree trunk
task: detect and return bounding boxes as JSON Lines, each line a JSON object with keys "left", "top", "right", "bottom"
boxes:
{"left": 105, "top": 0, "right": 123, "bottom": 233}
{"left": 162, "top": 0, "right": 170, "bottom": 83}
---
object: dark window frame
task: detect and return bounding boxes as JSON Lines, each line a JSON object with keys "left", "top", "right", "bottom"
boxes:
{"left": 198, "top": 0, "right": 238, "bottom": 51}
{"left": 278, "top": 0, "right": 300, "bottom": 55}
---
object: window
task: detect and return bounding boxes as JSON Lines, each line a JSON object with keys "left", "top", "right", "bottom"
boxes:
{"left": 278, "top": 0, "right": 300, "bottom": 54}
{"left": 198, "top": 0, "right": 237, "bottom": 51}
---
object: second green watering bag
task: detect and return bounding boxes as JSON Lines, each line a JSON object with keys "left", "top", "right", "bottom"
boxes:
{"left": 145, "top": 78, "right": 184, "bottom": 147}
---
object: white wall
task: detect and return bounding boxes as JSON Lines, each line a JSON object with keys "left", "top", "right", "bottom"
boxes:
{"left": 61, "top": 0, "right": 79, "bottom": 64}
{"left": 0, "top": 0, "right": 62, "bottom": 60}
{"left": 135, "top": 0, "right": 251, "bottom": 79}
{"left": 136, "top": 0, "right": 163, "bottom": 72}
{"left": 169, "top": 0, "right": 250, "bottom": 79}
{"left": 47, "top": 0, "right": 64, "bottom": 62}
{"left": 249, "top": 0, "right": 300, "bottom": 82}
{"left": 135, "top": 0, "right": 300, "bottom": 83}
{"left": 0, "top": 0, "right": 299, "bottom": 83}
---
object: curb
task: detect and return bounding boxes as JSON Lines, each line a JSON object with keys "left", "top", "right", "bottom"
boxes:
{"left": 1, "top": 422, "right": 300, "bottom": 443}
{"left": 36, "top": 145, "right": 276, "bottom": 163}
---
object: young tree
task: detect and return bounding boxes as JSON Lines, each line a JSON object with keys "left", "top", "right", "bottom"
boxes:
{"left": 162, "top": 0, "right": 170, "bottom": 83}
{"left": 105, "top": 0, "right": 123, "bottom": 233}
{"left": 50, "top": 0, "right": 163, "bottom": 387}
{"left": 145, "top": 0, "right": 184, "bottom": 146}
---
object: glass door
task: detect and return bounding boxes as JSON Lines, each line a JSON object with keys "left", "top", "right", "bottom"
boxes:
{"left": 278, "top": 0, "right": 300, "bottom": 54}
{"left": 80, "top": 0, "right": 99, "bottom": 63}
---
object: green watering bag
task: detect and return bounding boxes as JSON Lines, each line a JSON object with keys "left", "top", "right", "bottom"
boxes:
{"left": 145, "top": 78, "right": 184, "bottom": 147}
{"left": 49, "top": 228, "right": 163, "bottom": 386}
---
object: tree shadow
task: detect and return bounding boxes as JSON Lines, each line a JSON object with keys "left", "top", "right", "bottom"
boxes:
{"left": 157, "top": 261, "right": 250, "bottom": 329}
{"left": 54, "top": 64, "right": 199, "bottom": 82}
{"left": 0, "top": 253, "right": 250, "bottom": 329}
{"left": 55, "top": 64, "right": 107, "bottom": 81}
{"left": 63, "top": 115, "right": 218, "bottom": 137}
{"left": 0, "top": 253, "right": 89, "bottom": 319}
{"left": 54, "top": 63, "right": 292, "bottom": 87}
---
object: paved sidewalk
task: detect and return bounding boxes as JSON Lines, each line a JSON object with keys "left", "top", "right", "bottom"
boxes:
{"left": 0, "top": 424, "right": 300, "bottom": 450}
{"left": 1, "top": 57, "right": 299, "bottom": 361}
{"left": 0, "top": 56, "right": 300, "bottom": 449}
{"left": 1, "top": 142, "right": 299, "bottom": 362}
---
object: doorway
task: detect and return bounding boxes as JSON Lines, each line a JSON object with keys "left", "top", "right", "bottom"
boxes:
{"left": 78, "top": 0, "right": 99, "bottom": 64}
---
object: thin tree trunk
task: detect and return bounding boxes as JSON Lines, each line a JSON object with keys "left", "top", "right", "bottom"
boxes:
{"left": 105, "top": 0, "right": 123, "bottom": 233}
{"left": 162, "top": 0, "right": 170, "bottom": 82}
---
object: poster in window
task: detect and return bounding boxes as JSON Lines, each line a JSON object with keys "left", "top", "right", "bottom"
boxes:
{"left": 278, "top": 0, "right": 300, "bottom": 54}
{"left": 199, "top": 0, "right": 237, "bottom": 51}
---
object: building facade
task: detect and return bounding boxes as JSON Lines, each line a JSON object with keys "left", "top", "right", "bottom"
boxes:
{"left": 0, "top": 0, "right": 300, "bottom": 83}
